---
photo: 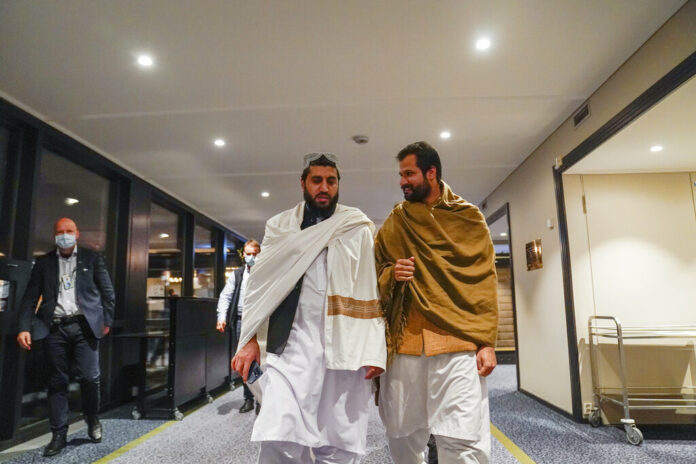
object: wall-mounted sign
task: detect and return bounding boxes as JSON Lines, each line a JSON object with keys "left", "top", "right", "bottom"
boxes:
{"left": 526, "top": 239, "right": 543, "bottom": 271}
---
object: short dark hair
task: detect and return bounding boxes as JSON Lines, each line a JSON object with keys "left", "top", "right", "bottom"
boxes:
{"left": 301, "top": 155, "right": 341, "bottom": 182}
{"left": 396, "top": 141, "right": 442, "bottom": 182}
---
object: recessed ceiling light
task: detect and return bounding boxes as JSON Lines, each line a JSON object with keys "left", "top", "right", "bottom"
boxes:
{"left": 159, "top": 233, "right": 170, "bottom": 239}
{"left": 214, "top": 138, "right": 226, "bottom": 147}
{"left": 65, "top": 198, "right": 79, "bottom": 206}
{"left": 475, "top": 38, "right": 491, "bottom": 51}
{"left": 650, "top": 145, "right": 663, "bottom": 152}
{"left": 500, "top": 232, "right": 508, "bottom": 237}
{"left": 440, "top": 131, "right": 451, "bottom": 139}
{"left": 261, "top": 192, "right": 270, "bottom": 198}
{"left": 137, "top": 54, "right": 154, "bottom": 67}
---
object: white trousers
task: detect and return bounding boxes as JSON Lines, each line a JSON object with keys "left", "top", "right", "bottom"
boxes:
{"left": 257, "top": 441, "right": 360, "bottom": 464}
{"left": 388, "top": 430, "right": 488, "bottom": 464}
{"left": 379, "top": 351, "right": 490, "bottom": 464}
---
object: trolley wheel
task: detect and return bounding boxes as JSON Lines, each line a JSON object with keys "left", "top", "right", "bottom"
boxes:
{"left": 173, "top": 410, "right": 184, "bottom": 421}
{"left": 625, "top": 425, "right": 643, "bottom": 446}
{"left": 131, "top": 408, "right": 142, "bottom": 420}
{"left": 588, "top": 409, "right": 601, "bottom": 428}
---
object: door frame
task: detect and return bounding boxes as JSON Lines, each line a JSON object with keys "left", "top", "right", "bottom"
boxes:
{"left": 486, "top": 202, "right": 521, "bottom": 391}
{"left": 553, "top": 50, "right": 696, "bottom": 421}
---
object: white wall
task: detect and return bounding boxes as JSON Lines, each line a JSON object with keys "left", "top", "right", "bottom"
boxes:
{"left": 482, "top": 1, "right": 696, "bottom": 413}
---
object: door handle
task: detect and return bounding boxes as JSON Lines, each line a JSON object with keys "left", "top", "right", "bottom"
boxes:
{"left": 5, "top": 264, "right": 18, "bottom": 268}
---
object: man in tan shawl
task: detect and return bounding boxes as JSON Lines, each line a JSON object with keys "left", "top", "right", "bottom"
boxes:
{"left": 376, "top": 141, "right": 499, "bottom": 464}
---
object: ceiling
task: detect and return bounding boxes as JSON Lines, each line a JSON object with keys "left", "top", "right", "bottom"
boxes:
{"left": 567, "top": 74, "right": 696, "bottom": 174}
{"left": 0, "top": 0, "right": 686, "bottom": 239}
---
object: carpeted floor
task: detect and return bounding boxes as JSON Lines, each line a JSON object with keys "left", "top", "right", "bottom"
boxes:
{"left": 0, "top": 405, "right": 167, "bottom": 464}
{"left": 488, "top": 366, "right": 696, "bottom": 464}
{"left": 104, "top": 386, "right": 517, "bottom": 464}
{"left": 5, "top": 364, "right": 696, "bottom": 463}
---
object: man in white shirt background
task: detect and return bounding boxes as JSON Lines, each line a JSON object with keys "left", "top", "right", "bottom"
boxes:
{"left": 216, "top": 239, "right": 261, "bottom": 414}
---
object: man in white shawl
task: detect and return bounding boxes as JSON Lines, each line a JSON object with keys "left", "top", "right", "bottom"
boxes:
{"left": 232, "top": 153, "right": 387, "bottom": 464}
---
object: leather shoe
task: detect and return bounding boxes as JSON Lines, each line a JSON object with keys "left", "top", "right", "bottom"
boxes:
{"left": 239, "top": 398, "right": 254, "bottom": 413}
{"left": 87, "top": 416, "right": 103, "bottom": 443}
{"left": 43, "top": 432, "right": 67, "bottom": 457}
{"left": 255, "top": 401, "right": 261, "bottom": 415}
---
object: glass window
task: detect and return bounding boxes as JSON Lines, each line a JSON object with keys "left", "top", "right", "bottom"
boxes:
{"left": 147, "top": 203, "right": 183, "bottom": 300}
{"left": 0, "top": 127, "right": 10, "bottom": 257}
{"left": 193, "top": 224, "right": 215, "bottom": 298}
{"left": 224, "top": 233, "right": 244, "bottom": 282}
{"left": 31, "top": 150, "right": 111, "bottom": 257}
{"left": 0, "top": 279, "right": 10, "bottom": 313}
{"left": 145, "top": 203, "right": 181, "bottom": 387}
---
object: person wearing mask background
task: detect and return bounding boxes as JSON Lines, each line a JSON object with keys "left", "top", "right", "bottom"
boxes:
{"left": 17, "top": 217, "right": 115, "bottom": 457}
{"left": 217, "top": 239, "right": 261, "bottom": 414}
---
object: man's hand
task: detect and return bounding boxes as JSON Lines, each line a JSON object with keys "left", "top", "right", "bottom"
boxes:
{"left": 102, "top": 326, "right": 111, "bottom": 336}
{"left": 363, "top": 366, "right": 384, "bottom": 380}
{"left": 216, "top": 321, "right": 226, "bottom": 333}
{"left": 231, "top": 336, "right": 260, "bottom": 382}
{"left": 476, "top": 346, "right": 496, "bottom": 377}
{"left": 17, "top": 331, "right": 32, "bottom": 350}
{"left": 394, "top": 257, "right": 415, "bottom": 282}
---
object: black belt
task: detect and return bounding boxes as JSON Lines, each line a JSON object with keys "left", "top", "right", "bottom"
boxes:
{"left": 51, "top": 314, "right": 85, "bottom": 326}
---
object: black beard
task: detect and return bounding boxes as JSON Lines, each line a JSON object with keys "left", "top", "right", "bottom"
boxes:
{"left": 402, "top": 181, "right": 431, "bottom": 202}
{"left": 303, "top": 189, "right": 339, "bottom": 213}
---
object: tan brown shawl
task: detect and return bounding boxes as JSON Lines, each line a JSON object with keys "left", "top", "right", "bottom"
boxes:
{"left": 375, "top": 182, "right": 499, "bottom": 359}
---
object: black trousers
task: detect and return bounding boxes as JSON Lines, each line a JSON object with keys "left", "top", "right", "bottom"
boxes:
{"left": 234, "top": 318, "right": 255, "bottom": 402}
{"left": 45, "top": 317, "right": 100, "bottom": 433}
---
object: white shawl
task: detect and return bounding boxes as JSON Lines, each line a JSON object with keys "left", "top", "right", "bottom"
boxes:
{"left": 238, "top": 202, "right": 387, "bottom": 370}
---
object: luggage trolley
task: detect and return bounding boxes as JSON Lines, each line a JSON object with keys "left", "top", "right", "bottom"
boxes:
{"left": 587, "top": 316, "right": 696, "bottom": 445}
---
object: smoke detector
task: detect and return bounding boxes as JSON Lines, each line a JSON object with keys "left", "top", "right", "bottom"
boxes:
{"left": 352, "top": 135, "right": 369, "bottom": 145}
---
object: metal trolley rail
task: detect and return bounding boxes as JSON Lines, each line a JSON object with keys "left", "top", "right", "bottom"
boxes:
{"left": 588, "top": 316, "right": 696, "bottom": 445}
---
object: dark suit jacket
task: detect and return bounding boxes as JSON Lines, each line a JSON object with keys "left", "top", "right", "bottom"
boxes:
{"left": 226, "top": 266, "right": 245, "bottom": 326}
{"left": 17, "top": 248, "right": 115, "bottom": 340}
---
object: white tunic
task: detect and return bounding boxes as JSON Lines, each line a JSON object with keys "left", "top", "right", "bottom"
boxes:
{"left": 251, "top": 250, "right": 373, "bottom": 454}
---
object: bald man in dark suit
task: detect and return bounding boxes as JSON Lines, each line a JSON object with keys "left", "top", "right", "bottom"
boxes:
{"left": 17, "top": 217, "right": 114, "bottom": 457}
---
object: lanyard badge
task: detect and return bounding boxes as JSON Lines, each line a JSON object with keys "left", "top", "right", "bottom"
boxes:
{"left": 60, "top": 274, "right": 75, "bottom": 291}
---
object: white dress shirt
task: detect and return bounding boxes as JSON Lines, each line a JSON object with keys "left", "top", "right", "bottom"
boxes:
{"left": 216, "top": 265, "right": 250, "bottom": 324}
{"left": 55, "top": 246, "right": 81, "bottom": 317}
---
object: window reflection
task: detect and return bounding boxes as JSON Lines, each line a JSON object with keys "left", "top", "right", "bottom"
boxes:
{"left": 0, "top": 127, "right": 9, "bottom": 257}
{"left": 147, "top": 203, "right": 183, "bottom": 302}
{"left": 146, "top": 203, "right": 181, "bottom": 388}
{"left": 224, "top": 233, "right": 244, "bottom": 281}
{"left": 0, "top": 279, "right": 9, "bottom": 313}
{"left": 31, "top": 150, "right": 111, "bottom": 257}
{"left": 194, "top": 224, "right": 216, "bottom": 298}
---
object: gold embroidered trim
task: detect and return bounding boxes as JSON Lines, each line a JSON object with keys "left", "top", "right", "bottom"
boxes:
{"left": 328, "top": 295, "right": 382, "bottom": 319}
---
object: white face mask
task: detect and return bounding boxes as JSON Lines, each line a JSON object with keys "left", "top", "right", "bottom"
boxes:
{"left": 55, "top": 233, "right": 77, "bottom": 250}
{"left": 244, "top": 255, "right": 256, "bottom": 267}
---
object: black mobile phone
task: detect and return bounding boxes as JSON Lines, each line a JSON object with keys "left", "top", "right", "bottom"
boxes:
{"left": 247, "top": 360, "right": 263, "bottom": 384}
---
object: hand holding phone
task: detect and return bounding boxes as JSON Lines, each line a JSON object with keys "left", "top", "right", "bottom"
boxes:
{"left": 247, "top": 360, "right": 263, "bottom": 384}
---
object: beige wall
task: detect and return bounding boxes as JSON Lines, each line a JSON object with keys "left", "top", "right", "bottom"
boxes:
{"left": 566, "top": 173, "right": 696, "bottom": 422}
{"left": 482, "top": 1, "right": 696, "bottom": 413}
